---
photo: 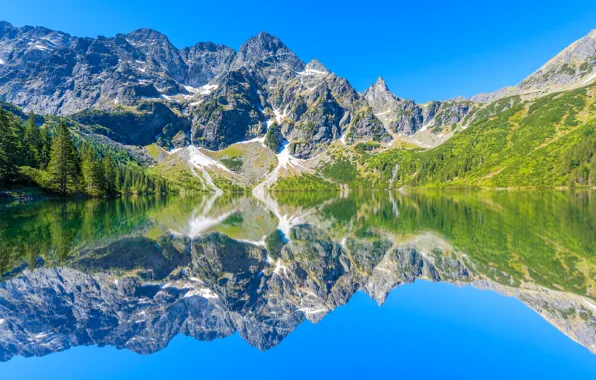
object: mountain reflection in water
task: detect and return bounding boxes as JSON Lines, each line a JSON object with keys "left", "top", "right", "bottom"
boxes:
{"left": 0, "top": 190, "right": 595, "bottom": 361}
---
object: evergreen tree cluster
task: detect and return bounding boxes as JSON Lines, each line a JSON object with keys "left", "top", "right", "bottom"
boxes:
{"left": 0, "top": 108, "right": 173, "bottom": 196}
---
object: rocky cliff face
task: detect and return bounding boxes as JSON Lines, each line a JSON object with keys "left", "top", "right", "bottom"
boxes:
{"left": 364, "top": 77, "right": 476, "bottom": 136}
{"left": 0, "top": 22, "right": 394, "bottom": 157}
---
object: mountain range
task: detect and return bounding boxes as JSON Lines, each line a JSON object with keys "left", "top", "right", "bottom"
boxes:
{"left": 1, "top": 21, "right": 596, "bottom": 191}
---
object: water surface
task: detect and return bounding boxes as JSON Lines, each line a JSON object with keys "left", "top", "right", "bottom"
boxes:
{"left": 0, "top": 190, "right": 595, "bottom": 378}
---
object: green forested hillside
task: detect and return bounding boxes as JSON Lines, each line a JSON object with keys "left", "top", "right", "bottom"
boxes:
{"left": 365, "top": 86, "right": 596, "bottom": 188}
{"left": 0, "top": 106, "right": 182, "bottom": 197}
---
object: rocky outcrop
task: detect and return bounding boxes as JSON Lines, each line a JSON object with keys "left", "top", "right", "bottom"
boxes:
{"left": 191, "top": 68, "right": 267, "bottom": 150}
{"left": 364, "top": 77, "right": 476, "bottom": 135}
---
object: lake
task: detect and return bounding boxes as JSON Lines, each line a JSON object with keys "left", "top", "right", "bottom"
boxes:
{"left": 0, "top": 190, "right": 595, "bottom": 379}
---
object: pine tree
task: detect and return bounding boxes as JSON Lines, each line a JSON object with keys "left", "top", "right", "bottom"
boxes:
{"left": 24, "top": 112, "right": 43, "bottom": 167}
{"left": 39, "top": 127, "right": 52, "bottom": 170}
{"left": 80, "top": 143, "right": 94, "bottom": 193}
{"left": 123, "top": 169, "right": 131, "bottom": 194}
{"left": 103, "top": 154, "right": 116, "bottom": 194}
{"left": 115, "top": 167, "right": 123, "bottom": 192}
{"left": 0, "top": 108, "right": 18, "bottom": 187}
{"left": 47, "top": 121, "right": 78, "bottom": 195}
{"left": 80, "top": 143, "right": 108, "bottom": 196}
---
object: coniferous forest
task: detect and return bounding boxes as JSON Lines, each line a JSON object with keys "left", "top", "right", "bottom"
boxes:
{"left": 0, "top": 108, "right": 173, "bottom": 197}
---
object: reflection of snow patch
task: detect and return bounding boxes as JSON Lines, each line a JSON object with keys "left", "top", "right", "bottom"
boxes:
{"left": 273, "top": 108, "right": 287, "bottom": 124}
{"left": 187, "top": 210, "right": 235, "bottom": 239}
{"left": 236, "top": 236, "right": 267, "bottom": 247}
{"left": 273, "top": 260, "right": 290, "bottom": 276}
{"left": 0, "top": 58, "right": 5, "bottom": 65}
{"left": 184, "top": 287, "right": 218, "bottom": 299}
{"left": 297, "top": 307, "right": 328, "bottom": 315}
{"left": 184, "top": 85, "right": 199, "bottom": 94}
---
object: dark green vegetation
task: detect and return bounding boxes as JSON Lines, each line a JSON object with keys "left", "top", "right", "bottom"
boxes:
{"left": 264, "top": 123, "right": 284, "bottom": 152}
{"left": 364, "top": 87, "right": 596, "bottom": 188}
{"left": 321, "top": 158, "right": 358, "bottom": 185}
{"left": 0, "top": 107, "right": 183, "bottom": 197}
{"left": 219, "top": 156, "right": 244, "bottom": 172}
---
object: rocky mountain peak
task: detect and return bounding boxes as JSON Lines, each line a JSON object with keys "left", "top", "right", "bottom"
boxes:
{"left": 229, "top": 31, "right": 304, "bottom": 73}
{"left": 125, "top": 27, "right": 171, "bottom": 45}
{"left": 364, "top": 76, "right": 396, "bottom": 101}
{"left": 374, "top": 76, "right": 389, "bottom": 91}
{"left": 304, "top": 59, "right": 329, "bottom": 74}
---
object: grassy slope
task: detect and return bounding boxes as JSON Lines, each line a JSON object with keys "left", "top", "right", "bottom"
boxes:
{"left": 364, "top": 86, "right": 596, "bottom": 188}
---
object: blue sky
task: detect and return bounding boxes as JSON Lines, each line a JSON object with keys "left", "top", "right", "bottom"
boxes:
{"left": 3, "top": 281, "right": 596, "bottom": 379}
{"left": 3, "top": 0, "right": 596, "bottom": 102}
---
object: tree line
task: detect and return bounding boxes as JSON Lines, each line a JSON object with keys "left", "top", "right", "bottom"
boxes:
{"left": 0, "top": 108, "right": 172, "bottom": 196}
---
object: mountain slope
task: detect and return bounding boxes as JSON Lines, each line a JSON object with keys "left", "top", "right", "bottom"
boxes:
{"left": 365, "top": 86, "right": 596, "bottom": 187}
{"left": 473, "top": 29, "right": 596, "bottom": 103}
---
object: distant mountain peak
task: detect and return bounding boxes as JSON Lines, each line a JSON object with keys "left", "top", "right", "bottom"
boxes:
{"left": 374, "top": 76, "right": 389, "bottom": 91}
{"left": 305, "top": 59, "right": 329, "bottom": 73}
{"left": 229, "top": 31, "right": 304, "bottom": 75}
{"left": 238, "top": 31, "right": 287, "bottom": 54}
{"left": 126, "top": 27, "right": 172, "bottom": 45}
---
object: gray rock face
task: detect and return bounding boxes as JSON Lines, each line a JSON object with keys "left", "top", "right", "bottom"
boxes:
{"left": 228, "top": 32, "right": 305, "bottom": 84}
{"left": 345, "top": 108, "right": 393, "bottom": 145}
{"left": 191, "top": 68, "right": 267, "bottom": 150}
{"left": 0, "top": 21, "right": 392, "bottom": 157}
{"left": 364, "top": 77, "right": 475, "bottom": 135}
{"left": 181, "top": 42, "right": 235, "bottom": 87}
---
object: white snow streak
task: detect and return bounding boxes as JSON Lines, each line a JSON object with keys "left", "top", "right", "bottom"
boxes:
{"left": 198, "top": 84, "right": 218, "bottom": 95}
{"left": 583, "top": 72, "right": 596, "bottom": 84}
{"left": 188, "top": 146, "right": 231, "bottom": 173}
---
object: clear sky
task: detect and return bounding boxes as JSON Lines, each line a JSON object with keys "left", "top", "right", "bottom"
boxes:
{"left": 3, "top": 0, "right": 596, "bottom": 102}
{"left": 2, "top": 281, "right": 596, "bottom": 379}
